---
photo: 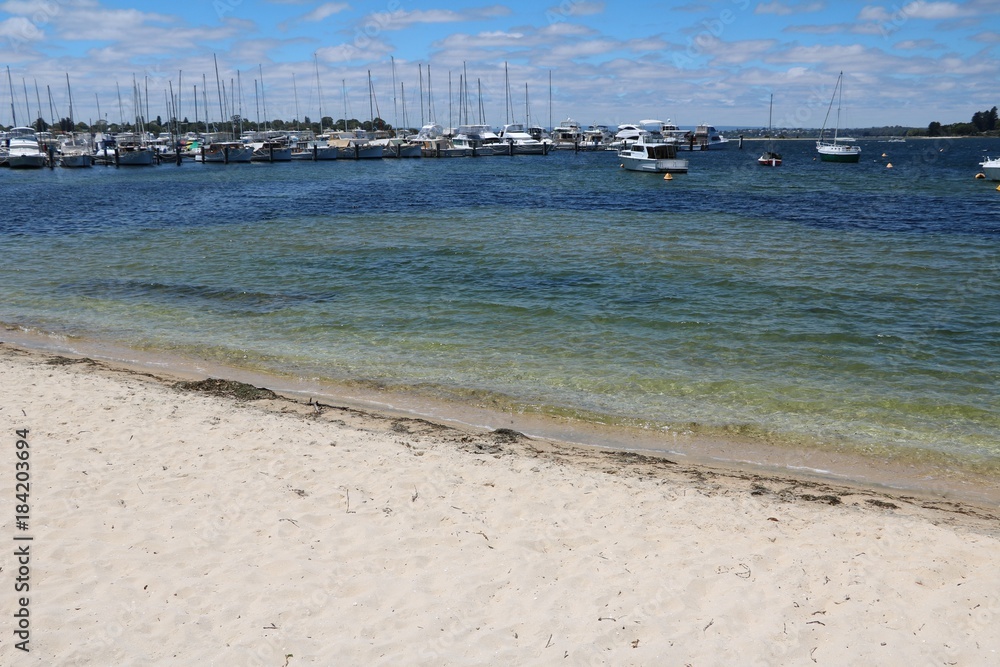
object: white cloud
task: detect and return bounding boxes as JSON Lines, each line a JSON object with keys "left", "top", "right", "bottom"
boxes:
{"left": 545, "top": 1, "right": 604, "bottom": 17}
{"left": 0, "top": 15, "right": 43, "bottom": 42}
{"left": 858, "top": 1, "right": 972, "bottom": 22}
{"left": 361, "top": 5, "right": 512, "bottom": 32}
{"left": 756, "top": 1, "right": 824, "bottom": 16}
{"left": 301, "top": 2, "right": 349, "bottom": 23}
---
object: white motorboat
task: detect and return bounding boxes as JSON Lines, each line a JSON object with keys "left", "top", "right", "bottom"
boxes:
{"left": 980, "top": 156, "right": 1000, "bottom": 181}
{"left": 6, "top": 126, "right": 48, "bottom": 168}
{"left": 197, "top": 141, "right": 254, "bottom": 163}
{"left": 678, "top": 123, "right": 730, "bottom": 151}
{"left": 618, "top": 124, "right": 689, "bottom": 173}
{"left": 413, "top": 124, "right": 471, "bottom": 158}
{"left": 59, "top": 133, "right": 93, "bottom": 167}
{"left": 550, "top": 117, "right": 583, "bottom": 149}
{"left": 113, "top": 133, "right": 155, "bottom": 166}
{"left": 327, "top": 130, "right": 383, "bottom": 159}
{"left": 496, "top": 123, "right": 549, "bottom": 155}
{"left": 451, "top": 124, "right": 504, "bottom": 156}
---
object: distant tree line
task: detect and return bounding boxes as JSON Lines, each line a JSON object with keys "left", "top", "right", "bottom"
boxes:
{"left": 926, "top": 106, "right": 999, "bottom": 137}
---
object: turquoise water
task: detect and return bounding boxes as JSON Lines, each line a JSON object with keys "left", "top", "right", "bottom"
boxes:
{"left": 2, "top": 138, "right": 999, "bottom": 477}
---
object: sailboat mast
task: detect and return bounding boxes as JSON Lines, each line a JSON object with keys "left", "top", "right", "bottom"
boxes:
{"left": 368, "top": 70, "right": 374, "bottom": 131}
{"left": 504, "top": 62, "right": 510, "bottom": 125}
{"left": 314, "top": 53, "right": 324, "bottom": 134}
{"left": 418, "top": 64, "right": 424, "bottom": 126}
{"left": 292, "top": 72, "right": 300, "bottom": 131}
{"left": 834, "top": 72, "right": 843, "bottom": 143}
{"left": 6, "top": 66, "right": 16, "bottom": 126}
{"left": 214, "top": 54, "right": 225, "bottom": 136}
{"left": 258, "top": 64, "right": 269, "bottom": 133}
{"left": 66, "top": 73, "right": 74, "bottom": 128}
{"left": 391, "top": 56, "right": 398, "bottom": 132}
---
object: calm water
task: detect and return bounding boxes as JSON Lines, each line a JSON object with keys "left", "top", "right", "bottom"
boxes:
{"left": 3, "top": 138, "right": 999, "bottom": 483}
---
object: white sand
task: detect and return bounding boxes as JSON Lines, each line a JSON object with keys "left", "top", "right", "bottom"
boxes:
{"left": 1, "top": 343, "right": 998, "bottom": 666}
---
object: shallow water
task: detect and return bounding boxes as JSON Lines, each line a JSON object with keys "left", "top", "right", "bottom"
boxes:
{"left": 3, "top": 137, "right": 999, "bottom": 482}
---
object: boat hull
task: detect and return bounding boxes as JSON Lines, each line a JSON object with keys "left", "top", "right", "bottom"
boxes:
{"left": 819, "top": 151, "right": 861, "bottom": 163}
{"left": 620, "top": 156, "right": 688, "bottom": 173}
{"left": 817, "top": 142, "right": 861, "bottom": 163}
{"left": 291, "top": 146, "right": 339, "bottom": 160}
{"left": 117, "top": 149, "right": 155, "bottom": 166}
{"left": 979, "top": 159, "right": 1000, "bottom": 181}
{"left": 60, "top": 153, "right": 92, "bottom": 168}
{"left": 251, "top": 147, "right": 293, "bottom": 162}
{"left": 757, "top": 152, "right": 782, "bottom": 167}
{"left": 198, "top": 145, "right": 254, "bottom": 163}
{"left": 7, "top": 154, "right": 48, "bottom": 169}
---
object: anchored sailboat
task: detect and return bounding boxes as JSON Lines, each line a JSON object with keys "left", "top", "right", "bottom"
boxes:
{"left": 816, "top": 71, "right": 861, "bottom": 163}
{"left": 757, "top": 93, "right": 781, "bottom": 167}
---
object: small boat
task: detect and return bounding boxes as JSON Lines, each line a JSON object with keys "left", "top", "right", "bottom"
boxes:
{"left": 59, "top": 134, "right": 93, "bottom": 168}
{"left": 678, "top": 123, "right": 730, "bottom": 151}
{"left": 618, "top": 122, "right": 689, "bottom": 173}
{"left": 496, "top": 123, "right": 549, "bottom": 155}
{"left": 413, "top": 124, "right": 470, "bottom": 158}
{"left": 550, "top": 117, "right": 583, "bottom": 149}
{"left": 817, "top": 72, "right": 861, "bottom": 163}
{"left": 6, "top": 127, "right": 48, "bottom": 168}
{"left": 757, "top": 94, "right": 782, "bottom": 167}
{"left": 979, "top": 156, "right": 1000, "bottom": 181}
{"left": 196, "top": 141, "right": 254, "bottom": 163}
{"left": 451, "top": 124, "right": 500, "bottom": 156}
{"left": 114, "top": 133, "right": 155, "bottom": 166}
{"left": 327, "top": 130, "right": 383, "bottom": 159}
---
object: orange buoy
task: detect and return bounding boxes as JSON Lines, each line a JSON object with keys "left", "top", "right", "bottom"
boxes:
{"left": 886, "top": 163, "right": 893, "bottom": 169}
{"left": 663, "top": 173, "right": 673, "bottom": 180}
{"left": 975, "top": 173, "right": 986, "bottom": 179}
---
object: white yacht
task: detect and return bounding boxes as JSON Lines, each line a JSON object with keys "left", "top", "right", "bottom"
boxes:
{"left": 496, "top": 123, "right": 549, "bottom": 155}
{"left": 581, "top": 124, "right": 613, "bottom": 149}
{"left": 980, "top": 156, "right": 1000, "bottom": 181}
{"left": 58, "top": 133, "right": 93, "bottom": 167}
{"left": 196, "top": 141, "right": 254, "bottom": 163}
{"left": 6, "top": 127, "right": 48, "bottom": 168}
{"left": 327, "top": 129, "right": 383, "bottom": 159}
{"left": 113, "top": 133, "right": 155, "bottom": 166}
{"left": 414, "top": 124, "right": 471, "bottom": 158}
{"left": 618, "top": 123, "right": 688, "bottom": 173}
{"left": 550, "top": 118, "right": 583, "bottom": 149}
{"left": 677, "top": 124, "right": 730, "bottom": 150}
{"left": 451, "top": 124, "right": 507, "bottom": 156}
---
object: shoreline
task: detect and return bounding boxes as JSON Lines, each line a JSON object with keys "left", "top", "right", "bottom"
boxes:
{"left": 2, "top": 340, "right": 1000, "bottom": 664}
{"left": 3, "top": 326, "right": 1000, "bottom": 510}
{"left": 3, "top": 325, "right": 1000, "bottom": 509}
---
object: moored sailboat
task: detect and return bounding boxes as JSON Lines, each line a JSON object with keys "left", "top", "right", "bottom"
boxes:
{"left": 758, "top": 94, "right": 782, "bottom": 167}
{"left": 817, "top": 71, "right": 861, "bottom": 163}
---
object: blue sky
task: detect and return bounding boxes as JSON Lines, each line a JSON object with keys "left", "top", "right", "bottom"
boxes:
{"left": 1, "top": 0, "right": 998, "bottom": 129}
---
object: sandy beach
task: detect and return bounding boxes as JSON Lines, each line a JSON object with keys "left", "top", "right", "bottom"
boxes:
{"left": 1, "top": 341, "right": 999, "bottom": 665}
